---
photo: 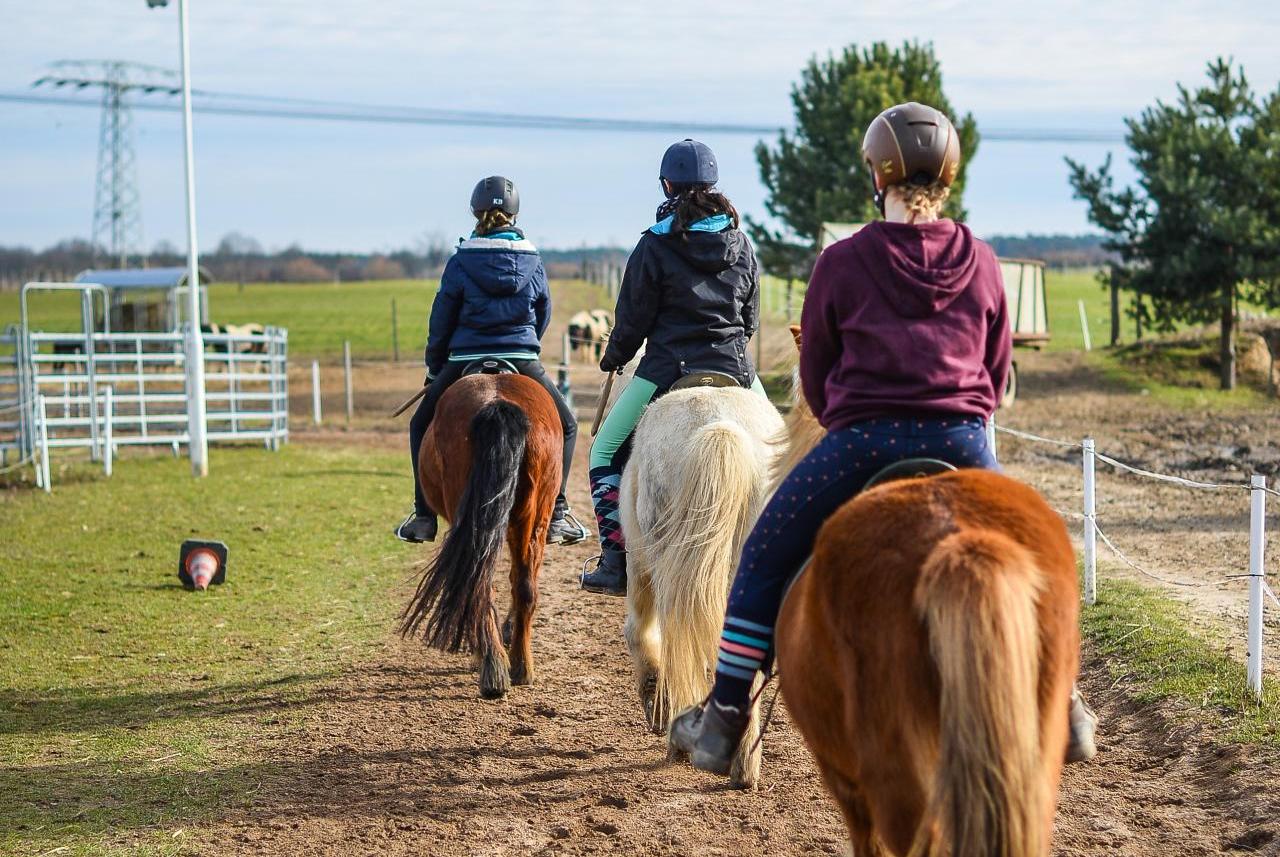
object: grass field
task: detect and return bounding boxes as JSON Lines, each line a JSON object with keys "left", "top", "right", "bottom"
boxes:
{"left": 0, "top": 278, "right": 611, "bottom": 362}
{"left": 0, "top": 444, "right": 412, "bottom": 856}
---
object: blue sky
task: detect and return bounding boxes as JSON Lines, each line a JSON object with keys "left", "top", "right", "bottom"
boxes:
{"left": 3, "top": 0, "right": 1279, "bottom": 252}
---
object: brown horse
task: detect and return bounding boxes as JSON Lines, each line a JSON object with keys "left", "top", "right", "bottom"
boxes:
{"left": 399, "top": 373, "right": 562, "bottom": 699}
{"left": 774, "top": 334, "right": 1078, "bottom": 856}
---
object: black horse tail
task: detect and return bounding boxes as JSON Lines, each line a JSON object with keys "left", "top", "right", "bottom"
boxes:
{"left": 400, "top": 401, "right": 529, "bottom": 659}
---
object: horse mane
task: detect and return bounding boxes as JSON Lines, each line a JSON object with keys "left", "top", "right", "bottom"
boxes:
{"left": 768, "top": 387, "right": 826, "bottom": 496}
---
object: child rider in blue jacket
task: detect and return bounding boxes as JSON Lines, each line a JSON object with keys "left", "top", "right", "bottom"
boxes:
{"left": 395, "top": 176, "right": 588, "bottom": 546}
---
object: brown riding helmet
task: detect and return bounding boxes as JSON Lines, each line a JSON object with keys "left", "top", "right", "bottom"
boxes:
{"left": 862, "top": 102, "right": 961, "bottom": 192}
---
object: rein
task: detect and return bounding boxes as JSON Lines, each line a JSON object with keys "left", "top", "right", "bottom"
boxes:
{"left": 748, "top": 669, "right": 783, "bottom": 755}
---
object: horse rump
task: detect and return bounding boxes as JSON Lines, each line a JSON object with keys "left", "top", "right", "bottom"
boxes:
{"left": 911, "top": 528, "right": 1047, "bottom": 857}
{"left": 399, "top": 401, "right": 529, "bottom": 658}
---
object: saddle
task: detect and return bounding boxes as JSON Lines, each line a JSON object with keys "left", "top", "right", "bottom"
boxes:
{"left": 460, "top": 357, "right": 520, "bottom": 377}
{"left": 862, "top": 457, "right": 956, "bottom": 491}
{"left": 668, "top": 369, "right": 744, "bottom": 391}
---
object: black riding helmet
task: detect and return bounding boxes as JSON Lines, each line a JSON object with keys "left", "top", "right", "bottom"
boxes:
{"left": 470, "top": 175, "right": 520, "bottom": 217}
{"left": 659, "top": 139, "right": 718, "bottom": 198}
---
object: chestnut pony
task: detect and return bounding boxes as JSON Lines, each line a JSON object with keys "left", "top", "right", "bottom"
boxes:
{"left": 400, "top": 373, "right": 562, "bottom": 699}
{"left": 774, "top": 329, "right": 1079, "bottom": 856}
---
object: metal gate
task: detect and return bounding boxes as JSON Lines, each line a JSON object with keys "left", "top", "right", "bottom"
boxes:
{"left": 8, "top": 281, "right": 289, "bottom": 489}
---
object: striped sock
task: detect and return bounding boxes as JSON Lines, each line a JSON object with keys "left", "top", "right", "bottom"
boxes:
{"left": 711, "top": 616, "right": 773, "bottom": 708}
{"left": 589, "top": 466, "right": 626, "bottom": 551}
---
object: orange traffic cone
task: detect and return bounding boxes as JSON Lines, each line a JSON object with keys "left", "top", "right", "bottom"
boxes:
{"left": 179, "top": 540, "right": 228, "bottom": 590}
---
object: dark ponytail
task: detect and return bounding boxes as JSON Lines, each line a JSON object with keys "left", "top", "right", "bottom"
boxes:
{"left": 661, "top": 184, "right": 740, "bottom": 233}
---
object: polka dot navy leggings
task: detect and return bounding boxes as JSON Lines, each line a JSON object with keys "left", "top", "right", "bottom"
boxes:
{"left": 711, "top": 415, "right": 998, "bottom": 709}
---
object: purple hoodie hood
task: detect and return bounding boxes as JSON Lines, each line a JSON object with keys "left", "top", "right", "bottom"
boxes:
{"left": 858, "top": 219, "right": 981, "bottom": 319}
{"left": 798, "top": 218, "right": 1011, "bottom": 428}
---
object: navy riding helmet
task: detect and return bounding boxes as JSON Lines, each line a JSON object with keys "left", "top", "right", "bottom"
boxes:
{"left": 659, "top": 139, "right": 717, "bottom": 197}
{"left": 470, "top": 175, "right": 519, "bottom": 217}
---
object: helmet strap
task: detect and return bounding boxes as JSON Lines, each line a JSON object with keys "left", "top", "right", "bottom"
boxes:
{"left": 873, "top": 189, "right": 886, "bottom": 217}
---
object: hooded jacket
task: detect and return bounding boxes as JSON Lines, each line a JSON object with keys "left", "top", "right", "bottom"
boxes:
{"left": 601, "top": 215, "right": 759, "bottom": 389}
{"left": 800, "top": 219, "right": 1010, "bottom": 429}
{"left": 424, "top": 232, "right": 550, "bottom": 376}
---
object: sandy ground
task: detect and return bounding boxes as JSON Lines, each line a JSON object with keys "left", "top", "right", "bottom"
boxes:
{"left": 206, "top": 348, "right": 1280, "bottom": 856}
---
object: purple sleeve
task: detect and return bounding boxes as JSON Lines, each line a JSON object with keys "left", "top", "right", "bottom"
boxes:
{"left": 984, "top": 259, "right": 1012, "bottom": 414}
{"left": 799, "top": 251, "right": 840, "bottom": 422}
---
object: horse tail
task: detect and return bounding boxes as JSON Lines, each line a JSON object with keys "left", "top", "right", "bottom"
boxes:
{"left": 400, "top": 401, "right": 528, "bottom": 660}
{"left": 649, "top": 420, "right": 761, "bottom": 725}
{"left": 912, "top": 529, "right": 1047, "bottom": 857}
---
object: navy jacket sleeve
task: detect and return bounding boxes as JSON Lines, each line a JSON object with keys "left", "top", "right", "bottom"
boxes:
{"left": 601, "top": 236, "right": 662, "bottom": 370}
{"left": 424, "top": 261, "right": 463, "bottom": 375}
{"left": 532, "top": 259, "right": 551, "bottom": 341}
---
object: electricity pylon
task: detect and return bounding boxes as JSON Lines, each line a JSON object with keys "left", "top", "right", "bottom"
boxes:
{"left": 34, "top": 61, "right": 179, "bottom": 268}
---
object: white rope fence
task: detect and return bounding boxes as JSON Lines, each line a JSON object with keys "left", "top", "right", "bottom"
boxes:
{"left": 992, "top": 418, "right": 1273, "bottom": 700}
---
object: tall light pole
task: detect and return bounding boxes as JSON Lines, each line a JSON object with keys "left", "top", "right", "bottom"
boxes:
{"left": 149, "top": 0, "right": 208, "bottom": 476}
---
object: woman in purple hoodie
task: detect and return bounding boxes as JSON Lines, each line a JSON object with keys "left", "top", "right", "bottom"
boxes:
{"left": 670, "top": 102, "right": 1096, "bottom": 775}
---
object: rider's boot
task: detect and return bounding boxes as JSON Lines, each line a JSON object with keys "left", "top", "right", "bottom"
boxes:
{"left": 669, "top": 698, "right": 749, "bottom": 777}
{"left": 580, "top": 548, "right": 626, "bottom": 596}
{"left": 1066, "top": 684, "right": 1098, "bottom": 763}
{"left": 547, "top": 496, "right": 589, "bottom": 545}
{"left": 395, "top": 511, "right": 438, "bottom": 544}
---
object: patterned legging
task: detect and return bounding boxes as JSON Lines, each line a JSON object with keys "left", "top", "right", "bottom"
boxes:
{"left": 588, "top": 374, "right": 768, "bottom": 553}
{"left": 710, "top": 415, "right": 997, "bottom": 708}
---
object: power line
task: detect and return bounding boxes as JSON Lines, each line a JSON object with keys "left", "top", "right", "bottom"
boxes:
{"left": 0, "top": 89, "right": 1127, "bottom": 144}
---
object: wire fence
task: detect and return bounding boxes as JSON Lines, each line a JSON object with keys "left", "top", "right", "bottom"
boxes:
{"left": 991, "top": 418, "right": 1274, "bottom": 699}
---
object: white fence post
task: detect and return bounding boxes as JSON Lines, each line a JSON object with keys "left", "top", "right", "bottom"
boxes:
{"left": 1082, "top": 437, "right": 1097, "bottom": 605}
{"left": 1247, "top": 474, "right": 1266, "bottom": 700}
{"left": 311, "top": 360, "right": 322, "bottom": 426}
{"left": 102, "top": 386, "right": 113, "bottom": 477}
{"left": 343, "top": 341, "right": 353, "bottom": 423}
{"left": 37, "top": 393, "right": 51, "bottom": 493}
{"left": 1078, "top": 299, "right": 1092, "bottom": 352}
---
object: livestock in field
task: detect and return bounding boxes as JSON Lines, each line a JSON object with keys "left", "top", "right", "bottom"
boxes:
{"left": 567, "top": 309, "right": 611, "bottom": 362}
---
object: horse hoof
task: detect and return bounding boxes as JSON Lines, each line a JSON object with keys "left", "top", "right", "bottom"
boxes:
{"left": 479, "top": 653, "right": 511, "bottom": 699}
{"left": 510, "top": 663, "right": 534, "bottom": 686}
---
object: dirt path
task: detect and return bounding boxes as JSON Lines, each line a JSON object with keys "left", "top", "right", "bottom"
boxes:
{"left": 199, "top": 412, "right": 1280, "bottom": 856}
{"left": 201, "top": 539, "right": 1280, "bottom": 857}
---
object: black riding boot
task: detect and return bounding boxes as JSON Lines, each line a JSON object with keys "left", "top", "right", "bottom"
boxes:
{"left": 669, "top": 698, "right": 750, "bottom": 777}
{"left": 580, "top": 548, "right": 626, "bottom": 596}
{"left": 395, "top": 511, "right": 438, "bottom": 543}
{"left": 547, "top": 496, "right": 589, "bottom": 545}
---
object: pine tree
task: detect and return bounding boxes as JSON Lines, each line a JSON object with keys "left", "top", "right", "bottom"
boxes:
{"left": 1068, "top": 58, "right": 1280, "bottom": 390}
{"left": 749, "top": 41, "right": 979, "bottom": 279}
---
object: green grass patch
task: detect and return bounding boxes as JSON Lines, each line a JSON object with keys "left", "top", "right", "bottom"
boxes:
{"left": 0, "top": 278, "right": 610, "bottom": 362}
{"left": 1083, "top": 577, "right": 1280, "bottom": 744}
{"left": 1094, "top": 338, "right": 1274, "bottom": 409}
{"left": 0, "top": 443, "right": 414, "bottom": 855}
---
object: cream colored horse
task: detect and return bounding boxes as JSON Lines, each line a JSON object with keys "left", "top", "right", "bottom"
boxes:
{"left": 620, "top": 384, "right": 783, "bottom": 788}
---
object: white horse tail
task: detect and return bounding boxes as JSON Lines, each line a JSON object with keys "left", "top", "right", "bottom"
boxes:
{"left": 649, "top": 419, "right": 762, "bottom": 724}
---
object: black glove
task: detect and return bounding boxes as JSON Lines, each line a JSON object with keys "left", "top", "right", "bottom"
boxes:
{"left": 599, "top": 352, "right": 621, "bottom": 373}
{"left": 424, "top": 369, "right": 437, "bottom": 386}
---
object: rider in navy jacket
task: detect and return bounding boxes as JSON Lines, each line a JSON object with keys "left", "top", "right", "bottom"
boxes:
{"left": 425, "top": 236, "right": 550, "bottom": 375}
{"left": 395, "top": 176, "right": 587, "bottom": 547}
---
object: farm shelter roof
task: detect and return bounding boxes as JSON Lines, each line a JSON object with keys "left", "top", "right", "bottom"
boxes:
{"left": 74, "top": 267, "right": 213, "bottom": 289}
